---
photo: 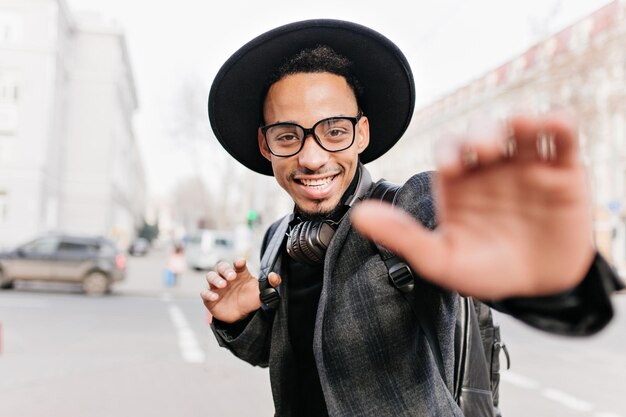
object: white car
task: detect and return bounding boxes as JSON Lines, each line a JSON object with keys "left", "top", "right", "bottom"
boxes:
{"left": 184, "top": 230, "right": 237, "bottom": 271}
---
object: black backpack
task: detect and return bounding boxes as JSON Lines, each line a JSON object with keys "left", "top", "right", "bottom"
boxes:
{"left": 370, "top": 180, "right": 510, "bottom": 417}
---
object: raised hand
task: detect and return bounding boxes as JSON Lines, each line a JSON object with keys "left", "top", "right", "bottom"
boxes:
{"left": 201, "top": 259, "right": 282, "bottom": 323}
{"left": 351, "top": 113, "right": 595, "bottom": 300}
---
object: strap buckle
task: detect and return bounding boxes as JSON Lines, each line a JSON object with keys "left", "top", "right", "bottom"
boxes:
{"left": 259, "top": 277, "right": 281, "bottom": 310}
{"left": 387, "top": 262, "right": 415, "bottom": 293}
{"left": 495, "top": 341, "right": 511, "bottom": 370}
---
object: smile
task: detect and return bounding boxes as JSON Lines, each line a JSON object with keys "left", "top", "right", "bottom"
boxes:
{"left": 299, "top": 175, "right": 337, "bottom": 187}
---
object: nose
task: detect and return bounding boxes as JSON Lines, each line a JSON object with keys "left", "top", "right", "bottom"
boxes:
{"left": 297, "top": 134, "right": 329, "bottom": 171}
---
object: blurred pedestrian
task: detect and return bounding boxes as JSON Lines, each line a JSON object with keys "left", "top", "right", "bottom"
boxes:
{"left": 165, "top": 244, "right": 186, "bottom": 287}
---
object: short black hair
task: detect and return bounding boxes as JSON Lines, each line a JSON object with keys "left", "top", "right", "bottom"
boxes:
{"left": 260, "top": 45, "right": 364, "bottom": 122}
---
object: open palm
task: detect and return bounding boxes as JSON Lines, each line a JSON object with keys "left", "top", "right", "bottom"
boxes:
{"left": 201, "top": 260, "right": 269, "bottom": 323}
{"left": 352, "top": 113, "right": 595, "bottom": 299}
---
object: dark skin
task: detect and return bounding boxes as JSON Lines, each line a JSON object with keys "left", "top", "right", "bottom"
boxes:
{"left": 201, "top": 72, "right": 595, "bottom": 322}
{"left": 202, "top": 72, "right": 368, "bottom": 322}
{"left": 352, "top": 113, "right": 594, "bottom": 299}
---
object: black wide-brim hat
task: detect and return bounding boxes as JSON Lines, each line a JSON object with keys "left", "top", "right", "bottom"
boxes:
{"left": 208, "top": 19, "right": 415, "bottom": 176}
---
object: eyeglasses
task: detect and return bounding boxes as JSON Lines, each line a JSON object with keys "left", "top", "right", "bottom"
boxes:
{"left": 260, "top": 112, "right": 363, "bottom": 157}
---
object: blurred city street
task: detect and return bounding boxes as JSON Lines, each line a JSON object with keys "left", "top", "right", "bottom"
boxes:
{"left": 1, "top": 1, "right": 625, "bottom": 416}
{"left": 0, "top": 247, "right": 275, "bottom": 417}
{"left": 495, "top": 298, "right": 626, "bottom": 417}
{"left": 0, "top": 248, "right": 624, "bottom": 417}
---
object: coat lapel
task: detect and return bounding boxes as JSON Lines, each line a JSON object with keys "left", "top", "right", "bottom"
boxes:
{"left": 312, "top": 207, "right": 356, "bottom": 385}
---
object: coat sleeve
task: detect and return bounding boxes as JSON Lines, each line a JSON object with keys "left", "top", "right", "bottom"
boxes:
{"left": 211, "top": 310, "right": 274, "bottom": 367}
{"left": 489, "top": 252, "right": 624, "bottom": 336}
{"left": 209, "top": 221, "right": 283, "bottom": 367}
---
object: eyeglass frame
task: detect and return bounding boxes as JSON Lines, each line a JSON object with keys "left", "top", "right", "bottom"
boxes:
{"left": 260, "top": 111, "right": 364, "bottom": 157}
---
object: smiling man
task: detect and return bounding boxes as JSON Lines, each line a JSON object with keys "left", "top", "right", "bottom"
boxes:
{"left": 201, "top": 19, "right": 623, "bottom": 417}
{"left": 260, "top": 69, "right": 368, "bottom": 216}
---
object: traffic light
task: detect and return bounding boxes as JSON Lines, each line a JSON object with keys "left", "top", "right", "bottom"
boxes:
{"left": 247, "top": 210, "right": 258, "bottom": 229}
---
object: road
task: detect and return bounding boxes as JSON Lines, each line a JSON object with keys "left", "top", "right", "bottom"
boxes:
{"left": 495, "top": 299, "right": 626, "bottom": 417}
{"left": 0, "top": 248, "right": 624, "bottom": 417}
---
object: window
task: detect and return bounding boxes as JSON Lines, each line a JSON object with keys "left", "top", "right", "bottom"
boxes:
{"left": 58, "top": 241, "right": 93, "bottom": 253}
{"left": 215, "top": 237, "right": 234, "bottom": 249}
{"left": 21, "top": 237, "right": 59, "bottom": 255}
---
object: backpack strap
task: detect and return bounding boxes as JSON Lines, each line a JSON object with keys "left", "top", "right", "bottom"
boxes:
{"left": 369, "top": 180, "right": 448, "bottom": 388}
{"left": 258, "top": 214, "right": 292, "bottom": 311}
{"left": 369, "top": 181, "right": 415, "bottom": 293}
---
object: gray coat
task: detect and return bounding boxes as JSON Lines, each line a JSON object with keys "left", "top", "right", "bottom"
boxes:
{"left": 213, "top": 172, "right": 462, "bottom": 416}
{"left": 212, "top": 171, "right": 622, "bottom": 416}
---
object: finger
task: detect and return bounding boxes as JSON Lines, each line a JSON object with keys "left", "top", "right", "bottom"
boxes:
{"left": 351, "top": 201, "right": 447, "bottom": 280}
{"left": 268, "top": 272, "right": 282, "bottom": 288}
{"left": 434, "top": 132, "right": 465, "bottom": 177}
{"left": 504, "top": 113, "right": 580, "bottom": 166}
{"left": 509, "top": 114, "right": 540, "bottom": 162}
{"left": 215, "top": 261, "right": 237, "bottom": 281}
{"left": 206, "top": 271, "right": 227, "bottom": 289}
{"left": 538, "top": 112, "right": 579, "bottom": 167}
{"left": 232, "top": 258, "right": 248, "bottom": 275}
{"left": 200, "top": 289, "right": 219, "bottom": 303}
{"left": 464, "top": 116, "right": 509, "bottom": 166}
{"left": 435, "top": 117, "right": 509, "bottom": 178}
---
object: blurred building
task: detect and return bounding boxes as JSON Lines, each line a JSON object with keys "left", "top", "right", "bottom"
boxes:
{"left": 372, "top": 0, "right": 626, "bottom": 271}
{"left": 0, "top": 0, "right": 145, "bottom": 249}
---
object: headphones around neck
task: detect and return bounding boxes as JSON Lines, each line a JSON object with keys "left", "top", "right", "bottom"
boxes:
{"left": 285, "top": 165, "right": 372, "bottom": 265}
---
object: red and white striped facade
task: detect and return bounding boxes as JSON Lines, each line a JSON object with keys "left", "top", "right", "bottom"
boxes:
{"left": 373, "top": 0, "right": 626, "bottom": 268}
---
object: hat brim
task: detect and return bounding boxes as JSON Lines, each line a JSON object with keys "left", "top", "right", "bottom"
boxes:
{"left": 208, "top": 19, "right": 415, "bottom": 176}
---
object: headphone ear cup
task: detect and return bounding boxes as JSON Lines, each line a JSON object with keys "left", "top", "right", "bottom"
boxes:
{"left": 293, "top": 221, "right": 309, "bottom": 263}
{"left": 302, "top": 222, "right": 324, "bottom": 264}
{"left": 287, "top": 221, "right": 310, "bottom": 264}
{"left": 286, "top": 221, "right": 303, "bottom": 262}
{"left": 286, "top": 220, "right": 330, "bottom": 265}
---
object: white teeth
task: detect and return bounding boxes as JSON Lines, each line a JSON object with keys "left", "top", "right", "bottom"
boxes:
{"left": 301, "top": 176, "right": 334, "bottom": 187}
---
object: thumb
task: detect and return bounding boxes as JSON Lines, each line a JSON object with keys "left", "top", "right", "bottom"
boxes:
{"left": 268, "top": 272, "right": 282, "bottom": 288}
{"left": 351, "top": 201, "right": 447, "bottom": 280}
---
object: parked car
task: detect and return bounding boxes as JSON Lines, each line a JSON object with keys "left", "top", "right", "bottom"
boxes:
{"left": 184, "top": 230, "right": 237, "bottom": 271}
{"left": 128, "top": 237, "right": 150, "bottom": 256}
{"left": 0, "top": 234, "right": 126, "bottom": 296}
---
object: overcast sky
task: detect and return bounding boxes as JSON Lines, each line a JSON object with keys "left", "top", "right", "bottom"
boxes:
{"left": 66, "top": 0, "right": 613, "bottom": 198}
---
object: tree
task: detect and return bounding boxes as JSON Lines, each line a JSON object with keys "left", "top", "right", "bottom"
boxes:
{"left": 170, "top": 176, "right": 215, "bottom": 232}
{"left": 138, "top": 220, "right": 159, "bottom": 242}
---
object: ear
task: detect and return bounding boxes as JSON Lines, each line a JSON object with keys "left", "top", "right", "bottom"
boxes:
{"left": 258, "top": 128, "right": 272, "bottom": 161}
{"left": 356, "top": 115, "right": 370, "bottom": 153}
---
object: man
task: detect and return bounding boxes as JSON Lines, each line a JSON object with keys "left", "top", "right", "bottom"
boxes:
{"left": 201, "top": 19, "right": 623, "bottom": 416}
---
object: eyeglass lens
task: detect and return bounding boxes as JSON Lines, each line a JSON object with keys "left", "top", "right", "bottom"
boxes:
{"left": 266, "top": 118, "right": 355, "bottom": 156}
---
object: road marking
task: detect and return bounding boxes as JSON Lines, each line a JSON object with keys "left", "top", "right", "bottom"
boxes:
{"left": 502, "top": 370, "right": 624, "bottom": 417}
{"left": 541, "top": 388, "right": 593, "bottom": 412}
{"left": 500, "top": 371, "right": 540, "bottom": 390}
{"left": 167, "top": 305, "right": 205, "bottom": 363}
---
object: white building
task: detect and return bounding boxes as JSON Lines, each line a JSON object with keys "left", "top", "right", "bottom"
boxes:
{"left": 371, "top": 0, "right": 626, "bottom": 269}
{"left": 0, "top": 0, "right": 145, "bottom": 249}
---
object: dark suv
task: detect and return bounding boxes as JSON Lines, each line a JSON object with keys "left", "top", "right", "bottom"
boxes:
{"left": 0, "top": 234, "right": 126, "bottom": 295}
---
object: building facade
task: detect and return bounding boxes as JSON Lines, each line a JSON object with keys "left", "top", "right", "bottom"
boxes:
{"left": 0, "top": 0, "right": 145, "bottom": 249}
{"left": 372, "top": 0, "right": 626, "bottom": 271}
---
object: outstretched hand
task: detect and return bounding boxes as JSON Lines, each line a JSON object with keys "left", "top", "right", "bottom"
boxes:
{"left": 201, "top": 259, "right": 282, "bottom": 323}
{"left": 351, "top": 113, "right": 595, "bottom": 300}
